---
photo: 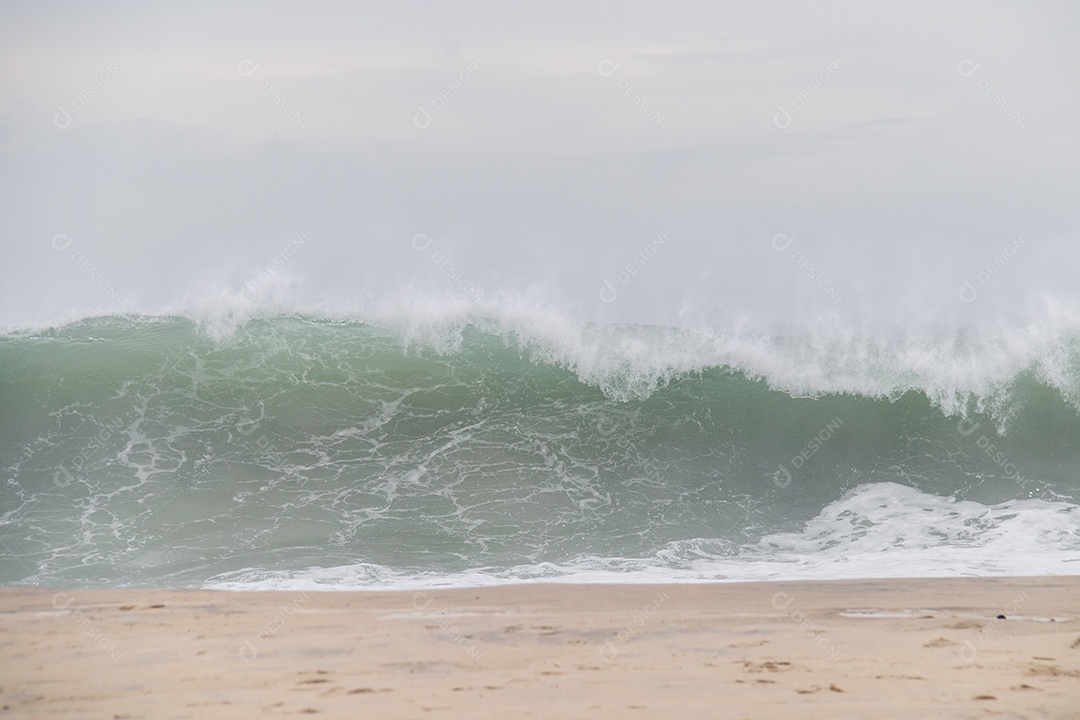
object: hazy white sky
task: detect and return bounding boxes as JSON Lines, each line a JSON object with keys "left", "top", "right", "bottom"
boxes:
{"left": 2, "top": 1, "right": 1078, "bottom": 331}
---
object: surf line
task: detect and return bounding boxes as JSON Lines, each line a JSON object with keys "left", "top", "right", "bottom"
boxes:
{"left": 772, "top": 416, "right": 844, "bottom": 489}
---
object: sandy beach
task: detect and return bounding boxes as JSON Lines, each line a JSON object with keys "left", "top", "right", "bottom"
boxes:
{"left": 1, "top": 577, "right": 1077, "bottom": 719}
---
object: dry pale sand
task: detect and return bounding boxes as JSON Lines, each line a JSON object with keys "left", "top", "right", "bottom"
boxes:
{"left": 0, "top": 577, "right": 1077, "bottom": 719}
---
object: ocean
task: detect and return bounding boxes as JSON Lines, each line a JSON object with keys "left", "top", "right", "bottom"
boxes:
{"left": 3, "top": 0, "right": 1079, "bottom": 595}
{"left": 2, "top": 312, "right": 1077, "bottom": 590}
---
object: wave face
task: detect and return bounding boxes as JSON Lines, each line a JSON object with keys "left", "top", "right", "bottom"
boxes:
{"left": 2, "top": 314, "right": 1079, "bottom": 589}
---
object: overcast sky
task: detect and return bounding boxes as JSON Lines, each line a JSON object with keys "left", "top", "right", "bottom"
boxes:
{"left": 2, "top": 1, "right": 1078, "bottom": 332}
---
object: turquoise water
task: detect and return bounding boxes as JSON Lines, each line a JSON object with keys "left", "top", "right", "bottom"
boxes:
{"left": 1, "top": 315, "right": 1078, "bottom": 589}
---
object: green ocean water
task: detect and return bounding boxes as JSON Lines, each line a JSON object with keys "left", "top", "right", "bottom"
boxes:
{"left": 1, "top": 315, "right": 1078, "bottom": 589}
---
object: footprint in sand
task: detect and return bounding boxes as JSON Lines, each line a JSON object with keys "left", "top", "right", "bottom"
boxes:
{"left": 923, "top": 637, "right": 958, "bottom": 648}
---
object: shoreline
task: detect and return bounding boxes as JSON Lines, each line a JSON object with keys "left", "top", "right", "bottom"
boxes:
{"left": 2, "top": 576, "right": 1077, "bottom": 718}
